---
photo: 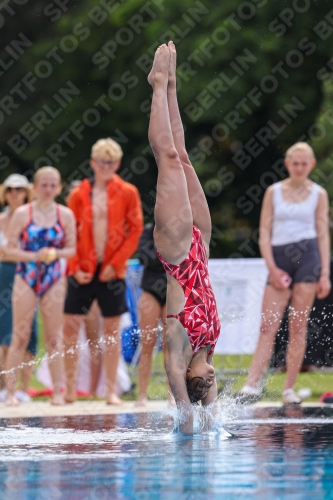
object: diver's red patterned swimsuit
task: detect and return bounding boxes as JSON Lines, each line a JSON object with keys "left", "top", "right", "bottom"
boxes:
{"left": 156, "top": 225, "right": 221, "bottom": 356}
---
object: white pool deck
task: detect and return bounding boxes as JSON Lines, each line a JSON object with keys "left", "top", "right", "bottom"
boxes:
{"left": 0, "top": 400, "right": 331, "bottom": 419}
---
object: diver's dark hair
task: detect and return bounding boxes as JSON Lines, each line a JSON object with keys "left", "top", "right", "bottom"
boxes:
{"left": 186, "top": 376, "right": 209, "bottom": 404}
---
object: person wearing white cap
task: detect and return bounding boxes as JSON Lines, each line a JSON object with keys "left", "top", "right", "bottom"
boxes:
{"left": 0, "top": 174, "right": 37, "bottom": 403}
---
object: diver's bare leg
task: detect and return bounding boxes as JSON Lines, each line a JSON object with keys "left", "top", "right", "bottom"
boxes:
{"left": 148, "top": 44, "right": 193, "bottom": 264}
{"left": 167, "top": 41, "right": 211, "bottom": 246}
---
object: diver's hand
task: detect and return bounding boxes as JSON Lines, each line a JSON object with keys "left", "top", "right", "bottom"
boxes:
{"left": 179, "top": 414, "right": 194, "bottom": 435}
{"left": 178, "top": 403, "right": 194, "bottom": 435}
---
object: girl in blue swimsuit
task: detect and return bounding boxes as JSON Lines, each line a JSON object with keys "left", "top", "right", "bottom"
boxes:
{"left": 5, "top": 167, "right": 76, "bottom": 407}
{"left": 17, "top": 203, "right": 65, "bottom": 296}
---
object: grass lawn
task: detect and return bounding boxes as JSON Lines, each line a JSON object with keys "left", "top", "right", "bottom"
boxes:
{"left": 125, "top": 353, "right": 333, "bottom": 403}
{"left": 29, "top": 339, "right": 333, "bottom": 403}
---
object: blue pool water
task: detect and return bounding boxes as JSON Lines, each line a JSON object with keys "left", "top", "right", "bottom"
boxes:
{"left": 1, "top": 407, "right": 333, "bottom": 499}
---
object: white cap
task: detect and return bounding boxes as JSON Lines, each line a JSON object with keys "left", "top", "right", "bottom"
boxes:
{"left": 3, "top": 174, "right": 30, "bottom": 188}
{"left": 0, "top": 174, "right": 33, "bottom": 205}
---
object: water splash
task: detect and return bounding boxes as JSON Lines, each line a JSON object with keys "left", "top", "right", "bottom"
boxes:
{"left": 162, "top": 391, "right": 245, "bottom": 438}
{"left": 0, "top": 326, "right": 161, "bottom": 377}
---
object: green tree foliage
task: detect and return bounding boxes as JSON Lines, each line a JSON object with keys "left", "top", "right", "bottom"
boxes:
{"left": 1, "top": 0, "right": 333, "bottom": 256}
{"left": 311, "top": 78, "right": 333, "bottom": 213}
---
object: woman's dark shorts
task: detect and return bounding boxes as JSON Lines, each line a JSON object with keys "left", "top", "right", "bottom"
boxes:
{"left": 270, "top": 238, "right": 321, "bottom": 285}
{"left": 142, "top": 287, "right": 166, "bottom": 307}
{"left": 64, "top": 266, "right": 128, "bottom": 317}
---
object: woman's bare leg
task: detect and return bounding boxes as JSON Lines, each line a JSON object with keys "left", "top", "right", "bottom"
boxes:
{"left": 148, "top": 44, "right": 193, "bottom": 264}
{"left": 63, "top": 313, "right": 82, "bottom": 403}
{"left": 284, "top": 283, "right": 317, "bottom": 390}
{"left": 245, "top": 285, "right": 291, "bottom": 388}
{"left": 0, "top": 346, "right": 8, "bottom": 390}
{"left": 83, "top": 300, "right": 102, "bottom": 395}
{"left": 5, "top": 276, "right": 36, "bottom": 406}
{"left": 20, "top": 351, "right": 34, "bottom": 393}
{"left": 40, "top": 278, "right": 66, "bottom": 405}
{"left": 167, "top": 41, "right": 212, "bottom": 245}
{"left": 103, "top": 315, "right": 122, "bottom": 405}
{"left": 136, "top": 292, "right": 160, "bottom": 405}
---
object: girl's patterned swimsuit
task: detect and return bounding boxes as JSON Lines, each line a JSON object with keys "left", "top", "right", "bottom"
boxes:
{"left": 16, "top": 203, "right": 65, "bottom": 296}
{"left": 156, "top": 225, "right": 221, "bottom": 356}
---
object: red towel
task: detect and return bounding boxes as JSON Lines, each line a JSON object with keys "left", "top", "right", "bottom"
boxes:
{"left": 28, "top": 388, "right": 91, "bottom": 398}
{"left": 319, "top": 391, "right": 333, "bottom": 403}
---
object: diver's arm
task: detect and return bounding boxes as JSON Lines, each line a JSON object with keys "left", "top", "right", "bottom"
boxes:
{"left": 199, "top": 355, "right": 219, "bottom": 432}
{"left": 201, "top": 354, "right": 218, "bottom": 407}
{"left": 164, "top": 344, "right": 190, "bottom": 405}
{"left": 164, "top": 333, "right": 194, "bottom": 434}
{"left": 165, "top": 359, "right": 194, "bottom": 435}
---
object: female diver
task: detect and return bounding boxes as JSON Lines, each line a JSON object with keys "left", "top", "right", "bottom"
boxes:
{"left": 148, "top": 42, "right": 221, "bottom": 432}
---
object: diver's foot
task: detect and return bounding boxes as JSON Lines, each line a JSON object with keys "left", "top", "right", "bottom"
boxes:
{"left": 52, "top": 393, "right": 65, "bottom": 406}
{"left": 234, "top": 385, "right": 261, "bottom": 405}
{"left": 6, "top": 394, "right": 19, "bottom": 407}
{"left": 147, "top": 44, "right": 170, "bottom": 88}
{"left": 106, "top": 393, "right": 123, "bottom": 406}
{"left": 167, "top": 40, "right": 177, "bottom": 88}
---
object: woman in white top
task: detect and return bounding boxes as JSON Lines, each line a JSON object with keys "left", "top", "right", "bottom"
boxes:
{"left": 239, "top": 142, "right": 331, "bottom": 404}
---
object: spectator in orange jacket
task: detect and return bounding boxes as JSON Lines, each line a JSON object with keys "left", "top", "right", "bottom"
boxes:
{"left": 63, "top": 138, "right": 143, "bottom": 405}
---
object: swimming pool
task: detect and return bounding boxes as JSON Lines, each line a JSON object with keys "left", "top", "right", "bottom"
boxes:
{"left": 1, "top": 406, "right": 333, "bottom": 499}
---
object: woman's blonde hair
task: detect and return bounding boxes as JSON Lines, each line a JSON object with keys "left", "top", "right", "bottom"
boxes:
{"left": 285, "top": 142, "right": 315, "bottom": 160}
{"left": 33, "top": 166, "right": 61, "bottom": 185}
{"left": 91, "top": 138, "right": 123, "bottom": 161}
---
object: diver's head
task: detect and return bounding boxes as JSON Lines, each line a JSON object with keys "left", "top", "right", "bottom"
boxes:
{"left": 186, "top": 362, "right": 215, "bottom": 404}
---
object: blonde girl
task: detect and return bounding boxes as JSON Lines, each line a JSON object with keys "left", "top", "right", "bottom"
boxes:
{"left": 5, "top": 167, "right": 76, "bottom": 406}
{"left": 239, "top": 143, "right": 330, "bottom": 404}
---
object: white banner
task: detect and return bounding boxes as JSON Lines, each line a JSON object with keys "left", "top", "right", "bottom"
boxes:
{"left": 208, "top": 259, "right": 268, "bottom": 354}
